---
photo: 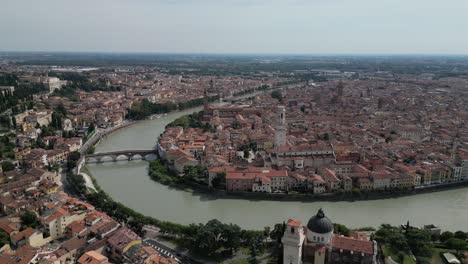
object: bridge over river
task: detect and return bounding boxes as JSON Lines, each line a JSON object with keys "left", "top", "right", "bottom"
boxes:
{"left": 85, "top": 149, "right": 157, "bottom": 163}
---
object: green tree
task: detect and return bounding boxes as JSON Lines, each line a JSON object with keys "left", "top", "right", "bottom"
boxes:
{"left": 405, "top": 228, "right": 432, "bottom": 257}
{"left": 11, "top": 116, "right": 16, "bottom": 129}
{"left": 1, "top": 160, "right": 14, "bottom": 171}
{"left": 222, "top": 223, "right": 242, "bottom": 254}
{"left": 445, "top": 238, "right": 467, "bottom": 254}
{"left": 212, "top": 171, "right": 226, "bottom": 189}
{"left": 66, "top": 151, "right": 81, "bottom": 171}
{"left": 333, "top": 223, "right": 350, "bottom": 236}
{"left": 88, "top": 123, "right": 95, "bottom": 133}
{"left": 20, "top": 210, "right": 38, "bottom": 228}
{"left": 56, "top": 104, "right": 67, "bottom": 116}
{"left": 440, "top": 231, "right": 454, "bottom": 242}
{"left": 50, "top": 112, "right": 62, "bottom": 130}
{"left": 0, "top": 230, "right": 9, "bottom": 247}
{"left": 454, "top": 231, "right": 467, "bottom": 240}
{"left": 270, "top": 222, "right": 286, "bottom": 244}
{"left": 263, "top": 226, "right": 271, "bottom": 243}
{"left": 271, "top": 90, "right": 283, "bottom": 102}
{"left": 243, "top": 149, "right": 250, "bottom": 159}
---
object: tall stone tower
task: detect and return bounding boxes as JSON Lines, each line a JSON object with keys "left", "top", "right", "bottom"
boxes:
{"left": 203, "top": 84, "right": 209, "bottom": 110}
{"left": 275, "top": 106, "right": 287, "bottom": 147}
{"left": 282, "top": 219, "right": 306, "bottom": 264}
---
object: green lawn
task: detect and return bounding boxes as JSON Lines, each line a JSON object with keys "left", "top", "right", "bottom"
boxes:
{"left": 430, "top": 247, "right": 460, "bottom": 264}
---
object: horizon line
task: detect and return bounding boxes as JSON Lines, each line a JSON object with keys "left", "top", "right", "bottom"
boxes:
{"left": 1, "top": 50, "right": 468, "bottom": 58}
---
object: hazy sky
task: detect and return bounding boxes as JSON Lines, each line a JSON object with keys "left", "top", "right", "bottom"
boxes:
{"left": 1, "top": 0, "right": 468, "bottom": 54}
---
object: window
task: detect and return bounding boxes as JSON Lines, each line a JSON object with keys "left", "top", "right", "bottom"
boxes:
{"left": 291, "top": 227, "right": 295, "bottom": 234}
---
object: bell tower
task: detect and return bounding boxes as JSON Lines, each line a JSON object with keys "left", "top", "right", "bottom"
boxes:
{"left": 283, "top": 219, "right": 305, "bottom": 264}
{"left": 275, "top": 106, "right": 287, "bottom": 147}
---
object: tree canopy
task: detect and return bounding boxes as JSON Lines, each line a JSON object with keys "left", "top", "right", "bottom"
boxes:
{"left": 20, "top": 210, "right": 39, "bottom": 228}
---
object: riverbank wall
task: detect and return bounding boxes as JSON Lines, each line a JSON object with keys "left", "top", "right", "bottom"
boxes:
{"left": 166, "top": 178, "right": 468, "bottom": 203}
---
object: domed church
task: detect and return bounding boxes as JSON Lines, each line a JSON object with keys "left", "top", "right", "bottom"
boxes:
{"left": 282, "top": 209, "right": 377, "bottom": 264}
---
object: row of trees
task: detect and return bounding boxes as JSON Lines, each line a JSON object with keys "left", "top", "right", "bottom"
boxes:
{"left": 84, "top": 186, "right": 280, "bottom": 259}
{"left": 0, "top": 74, "right": 47, "bottom": 131}
{"left": 51, "top": 72, "right": 121, "bottom": 101}
{"left": 232, "top": 84, "right": 271, "bottom": 97}
{"left": 0, "top": 73, "right": 47, "bottom": 114}
{"left": 127, "top": 94, "right": 218, "bottom": 120}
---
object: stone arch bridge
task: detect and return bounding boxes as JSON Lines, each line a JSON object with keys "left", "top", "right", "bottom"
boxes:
{"left": 85, "top": 150, "right": 157, "bottom": 163}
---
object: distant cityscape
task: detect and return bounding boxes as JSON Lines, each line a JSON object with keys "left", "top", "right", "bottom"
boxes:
{"left": 0, "top": 53, "right": 467, "bottom": 264}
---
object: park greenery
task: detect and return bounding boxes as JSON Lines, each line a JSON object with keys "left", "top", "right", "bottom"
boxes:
{"left": 51, "top": 72, "right": 121, "bottom": 101}
{"left": 0, "top": 73, "right": 47, "bottom": 113}
{"left": 148, "top": 159, "right": 209, "bottom": 187}
{"left": 375, "top": 224, "right": 468, "bottom": 264}
{"left": 148, "top": 160, "right": 178, "bottom": 185}
{"left": 166, "top": 112, "right": 204, "bottom": 129}
{"left": 127, "top": 94, "right": 218, "bottom": 120}
{"left": 128, "top": 84, "right": 272, "bottom": 121}
{"left": 0, "top": 73, "right": 47, "bottom": 129}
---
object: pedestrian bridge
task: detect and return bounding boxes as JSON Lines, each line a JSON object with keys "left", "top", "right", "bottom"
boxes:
{"left": 85, "top": 149, "right": 157, "bottom": 163}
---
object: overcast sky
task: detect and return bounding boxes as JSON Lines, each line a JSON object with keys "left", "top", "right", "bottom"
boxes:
{"left": 1, "top": 0, "right": 467, "bottom": 54}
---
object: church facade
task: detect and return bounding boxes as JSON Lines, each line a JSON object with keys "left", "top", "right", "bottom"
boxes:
{"left": 282, "top": 209, "right": 377, "bottom": 264}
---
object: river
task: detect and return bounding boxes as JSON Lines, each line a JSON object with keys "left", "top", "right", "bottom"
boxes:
{"left": 86, "top": 107, "right": 468, "bottom": 231}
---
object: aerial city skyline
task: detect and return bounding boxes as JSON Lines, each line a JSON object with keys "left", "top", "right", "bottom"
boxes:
{"left": 1, "top": 1, "right": 468, "bottom": 264}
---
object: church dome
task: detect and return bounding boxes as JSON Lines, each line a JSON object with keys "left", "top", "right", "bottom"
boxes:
{"left": 307, "top": 209, "right": 333, "bottom": 234}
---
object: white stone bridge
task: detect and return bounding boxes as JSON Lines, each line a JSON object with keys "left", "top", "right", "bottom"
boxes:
{"left": 85, "top": 149, "right": 157, "bottom": 163}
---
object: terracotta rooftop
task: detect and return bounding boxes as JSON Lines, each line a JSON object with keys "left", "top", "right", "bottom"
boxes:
{"left": 332, "top": 234, "right": 374, "bottom": 255}
{"left": 287, "top": 219, "right": 302, "bottom": 228}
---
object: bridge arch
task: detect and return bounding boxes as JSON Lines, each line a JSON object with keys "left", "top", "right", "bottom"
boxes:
{"left": 131, "top": 154, "right": 143, "bottom": 160}
{"left": 116, "top": 154, "right": 129, "bottom": 161}
{"left": 145, "top": 153, "right": 157, "bottom": 161}
{"left": 100, "top": 156, "right": 115, "bottom": 163}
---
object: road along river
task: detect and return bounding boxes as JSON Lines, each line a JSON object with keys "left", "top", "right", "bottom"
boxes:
{"left": 86, "top": 107, "right": 468, "bottom": 231}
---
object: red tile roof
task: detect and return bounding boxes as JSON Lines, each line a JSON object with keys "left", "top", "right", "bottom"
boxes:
{"left": 287, "top": 219, "right": 302, "bottom": 228}
{"left": 332, "top": 234, "right": 374, "bottom": 255}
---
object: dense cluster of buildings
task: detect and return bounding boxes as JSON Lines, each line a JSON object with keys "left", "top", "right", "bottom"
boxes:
{"left": 0, "top": 60, "right": 467, "bottom": 263}
{"left": 0, "top": 165, "right": 179, "bottom": 263}
{"left": 158, "top": 77, "right": 468, "bottom": 195}
{"left": 0, "top": 65, "right": 290, "bottom": 263}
